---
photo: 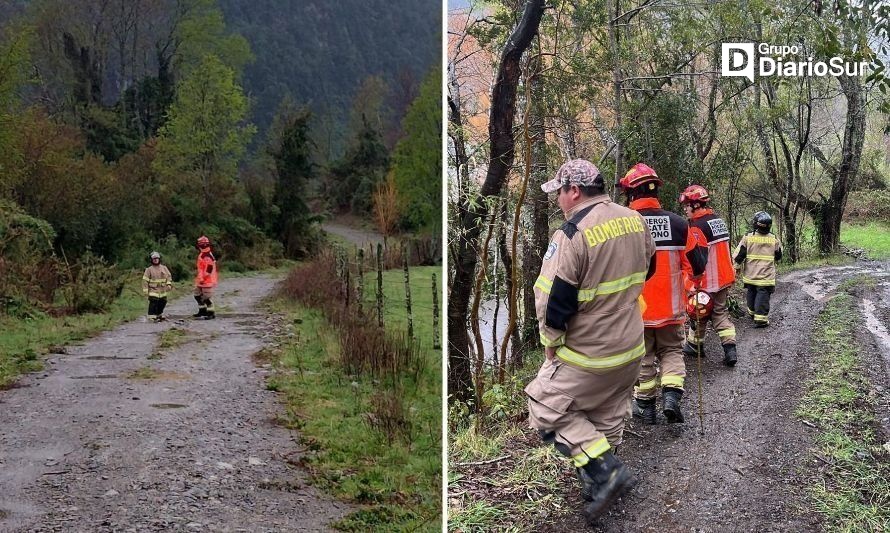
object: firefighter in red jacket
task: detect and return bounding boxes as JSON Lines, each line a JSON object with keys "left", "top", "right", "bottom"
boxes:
{"left": 679, "top": 185, "right": 739, "bottom": 366}
{"left": 619, "top": 164, "right": 707, "bottom": 424}
{"left": 193, "top": 235, "right": 218, "bottom": 319}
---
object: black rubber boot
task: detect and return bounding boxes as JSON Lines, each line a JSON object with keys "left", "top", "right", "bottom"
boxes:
{"left": 193, "top": 295, "right": 206, "bottom": 318}
{"left": 722, "top": 343, "right": 738, "bottom": 367}
{"left": 682, "top": 341, "right": 700, "bottom": 358}
{"left": 662, "top": 388, "right": 684, "bottom": 423}
{"left": 205, "top": 310, "right": 216, "bottom": 320}
{"left": 581, "top": 452, "right": 634, "bottom": 524}
{"left": 576, "top": 467, "right": 596, "bottom": 502}
{"left": 754, "top": 320, "right": 768, "bottom": 328}
{"left": 632, "top": 397, "right": 656, "bottom": 425}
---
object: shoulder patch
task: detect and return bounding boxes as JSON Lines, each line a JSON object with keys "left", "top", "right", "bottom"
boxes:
{"left": 707, "top": 218, "right": 728, "bottom": 237}
{"left": 560, "top": 221, "right": 579, "bottom": 239}
{"left": 643, "top": 215, "right": 672, "bottom": 241}
{"left": 544, "top": 242, "right": 558, "bottom": 260}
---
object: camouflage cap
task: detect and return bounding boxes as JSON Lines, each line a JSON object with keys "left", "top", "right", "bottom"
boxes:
{"left": 541, "top": 159, "right": 604, "bottom": 193}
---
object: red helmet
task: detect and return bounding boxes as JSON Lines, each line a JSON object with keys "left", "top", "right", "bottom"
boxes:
{"left": 618, "top": 163, "right": 663, "bottom": 190}
{"left": 679, "top": 185, "right": 710, "bottom": 204}
{"left": 197, "top": 235, "right": 211, "bottom": 248}
{"left": 686, "top": 291, "right": 713, "bottom": 320}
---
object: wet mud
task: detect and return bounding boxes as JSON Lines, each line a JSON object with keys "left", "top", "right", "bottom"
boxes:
{"left": 545, "top": 260, "right": 890, "bottom": 532}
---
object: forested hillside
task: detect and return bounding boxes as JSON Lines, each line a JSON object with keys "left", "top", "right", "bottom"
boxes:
{"left": 219, "top": 0, "right": 441, "bottom": 153}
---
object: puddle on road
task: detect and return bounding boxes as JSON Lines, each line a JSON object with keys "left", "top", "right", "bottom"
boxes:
{"left": 70, "top": 374, "right": 118, "bottom": 379}
{"left": 787, "top": 264, "right": 890, "bottom": 301}
{"left": 149, "top": 403, "right": 188, "bottom": 409}
{"left": 80, "top": 356, "right": 136, "bottom": 361}
{"left": 862, "top": 298, "right": 890, "bottom": 367}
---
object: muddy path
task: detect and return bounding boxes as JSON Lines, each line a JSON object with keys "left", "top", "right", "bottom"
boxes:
{"left": 545, "top": 260, "right": 890, "bottom": 533}
{"left": 0, "top": 275, "right": 350, "bottom": 532}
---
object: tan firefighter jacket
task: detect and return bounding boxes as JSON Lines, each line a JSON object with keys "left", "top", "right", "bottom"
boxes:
{"left": 734, "top": 232, "right": 782, "bottom": 286}
{"left": 534, "top": 195, "right": 656, "bottom": 373}
{"left": 142, "top": 264, "right": 173, "bottom": 298}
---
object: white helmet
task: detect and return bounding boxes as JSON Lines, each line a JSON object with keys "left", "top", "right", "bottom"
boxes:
{"left": 150, "top": 251, "right": 161, "bottom": 260}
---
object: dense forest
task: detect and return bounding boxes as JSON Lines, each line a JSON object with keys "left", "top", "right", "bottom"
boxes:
{"left": 0, "top": 0, "right": 441, "bottom": 317}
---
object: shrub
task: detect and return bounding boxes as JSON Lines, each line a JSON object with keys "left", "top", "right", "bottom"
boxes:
{"left": 60, "top": 251, "right": 125, "bottom": 314}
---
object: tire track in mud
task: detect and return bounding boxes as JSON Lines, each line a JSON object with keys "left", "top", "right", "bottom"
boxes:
{"left": 0, "top": 275, "right": 351, "bottom": 532}
{"left": 547, "top": 260, "right": 890, "bottom": 533}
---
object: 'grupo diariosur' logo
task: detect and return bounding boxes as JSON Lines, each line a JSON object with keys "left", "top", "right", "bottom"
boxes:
{"left": 721, "top": 42, "right": 870, "bottom": 82}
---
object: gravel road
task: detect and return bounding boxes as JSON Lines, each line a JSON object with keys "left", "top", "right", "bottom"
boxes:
{"left": 0, "top": 274, "right": 351, "bottom": 532}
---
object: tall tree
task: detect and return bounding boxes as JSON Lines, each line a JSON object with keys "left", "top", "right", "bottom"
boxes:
{"left": 391, "top": 66, "right": 442, "bottom": 232}
{"left": 269, "top": 104, "right": 318, "bottom": 258}
{"left": 153, "top": 53, "right": 255, "bottom": 223}
{"left": 448, "top": 0, "right": 545, "bottom": 404}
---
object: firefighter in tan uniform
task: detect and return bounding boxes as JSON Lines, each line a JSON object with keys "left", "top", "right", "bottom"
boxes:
{"left": 734, "top": 211, "right": 782, "bottom": 327}
{"left": 619, "top": 164, "right": 707, "bottom": 425}
{"left": 679, "top": 185, "right": 739, "bottom": 366}
{"left": 142, "top": 251, "right": 173, "bottom": 322}
{"left": 525, "top": 159, "right": 656, "bottom": 523}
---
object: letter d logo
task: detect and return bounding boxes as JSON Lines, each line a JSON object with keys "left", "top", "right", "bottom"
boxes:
{"left": 721, "top": 43, "right": 755, "bottom": 82}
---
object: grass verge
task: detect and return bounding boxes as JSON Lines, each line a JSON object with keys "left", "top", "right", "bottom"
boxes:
{"left": 448, "top": 357, "right": 576, "bottom": 531}
{"left": 841, "top": 221, "right": 890, "bottom": 260}
{"left": 0, "top": 283, "right": 148, "bottom": 388}
{"left": 796, "top": 278, "right": 890, "bottom": 531}
{"left": 267, "top": 265, "right": 442, "bottom": 531}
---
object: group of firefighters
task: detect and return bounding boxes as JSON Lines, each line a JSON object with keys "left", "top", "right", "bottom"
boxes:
{"left": 526, "top": 159, "right": 783, "bottom": 523}
{"left": 140, "top": 235, "right": 219, "bottom": 322}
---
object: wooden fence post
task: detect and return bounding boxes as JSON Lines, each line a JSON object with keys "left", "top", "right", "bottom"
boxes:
{"left": 357, "top": 248, "right": 364, "bottom": 313}
{"left": 377, "top": 242, "right": 384, "bottom": 328}
{"left": 432, "top": 272, "right": 440, "bottom": 349}
{"left": 404, "top": 254, "right": 413, "bottom": 339}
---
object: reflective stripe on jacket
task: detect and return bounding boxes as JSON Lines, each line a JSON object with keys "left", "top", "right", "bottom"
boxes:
{"left": 534, "top": 195, "right": 656, "bottom": 372}
{"left": 631, "top": 198, "right": 707, "bottom": 327}
{"left": 142, "top": 265, "right": 173, "bottom": 298}
{"left": 195, "top": 251, "right": 218, "bottom": 288}
{"left": 734, "top": 232, "right": 782, "bottom": 286}
{"left": 689, "top": 208, "right": 735, "bottom": 292}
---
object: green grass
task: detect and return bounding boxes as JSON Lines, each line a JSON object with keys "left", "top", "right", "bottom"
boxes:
{"left": 0, "top": 281, "right": 150, "bottom": 387}
{"left": 777, "top": 254, "right": 854, "bottom": 274}
{"left": 841, "top": 221, "right": 890, "bottom": 259}
{"left": 447, "top": 355, "right": 575, "bottom": 531}
{"left": 795, "top": 281, "right": 890, "bottom": 531}
{"left": 267, "top": 265, "right": 442, "bottom": 532}
{"left": 361, "top": 266, "right": 441, "bottom": 347}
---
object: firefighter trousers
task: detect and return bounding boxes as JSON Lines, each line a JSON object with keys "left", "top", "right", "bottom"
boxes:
{"left": 526, "top": 357, "right": 642, "bottom": 467}
{"left": 147, "top": 296, "right": 167, "bottom": 317}
{"left": 687, "top": 287, "right": 736, "bottom": 346}
{"left": 635, "top": 325, "right": 686, "bottom": 400}
{"left": 745, "top": 284, "right": 774, "bottom": 324}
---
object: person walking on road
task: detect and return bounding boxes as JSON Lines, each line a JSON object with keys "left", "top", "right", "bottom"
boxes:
{"left": 142, "top": 251, "right": 173, "bottom": 322}
{"left": 193, "top": 235, "right": 218, "bottom": 320}
{"left": 734, "top": 211, "right": 782, "bottom": 327}
{"left": 525, "top": 159, "right": 656, "bottom": 523}
{"left": 678, "top": 185, "right": 739, "bottom": 366}
{"left": 619, "top": 164, "right": 707, "bottom": 425}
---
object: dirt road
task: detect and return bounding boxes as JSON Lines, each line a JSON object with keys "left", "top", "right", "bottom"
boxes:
{"left": 0, "top": 275, "right": 350, "bottom": 532}
{"left": 546, "top": 260, "right": 890, "bottom": 532}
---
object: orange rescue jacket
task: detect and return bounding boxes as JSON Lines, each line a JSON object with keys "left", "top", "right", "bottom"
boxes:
{"left": 688, "top": 208, "right": 735, "bottom": 293}
{"left": 195, "top": 250, "right": 218, "bottom": 288}
{"left": 631, "top": 198, "right": 707, "bottom": 327}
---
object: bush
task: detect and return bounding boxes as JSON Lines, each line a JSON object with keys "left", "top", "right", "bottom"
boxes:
{"left": 60, "top": 251, "right": 125, "bottom": 314}
{"left": 845, "top": 190, "right": 890, "bottom": 222}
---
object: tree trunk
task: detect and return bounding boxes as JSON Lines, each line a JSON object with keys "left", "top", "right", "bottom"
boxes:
{"left": 607, "top": 0, "right": 623, "bottom": 185}
{"left": 817, "top": 74, "right": 865, "bottom": 254}
{"left": 521, "top": 49, "right": 549, "bottom": 366}
{"left": 447, "top": 0, "right": 545, "bottom": 404}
